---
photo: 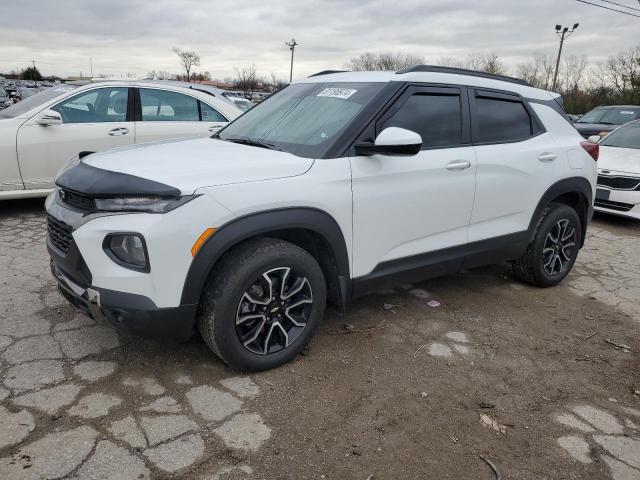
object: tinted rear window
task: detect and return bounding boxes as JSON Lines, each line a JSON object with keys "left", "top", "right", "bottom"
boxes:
{"left": 476, "top": 96, "right": 532, "bottom": 143}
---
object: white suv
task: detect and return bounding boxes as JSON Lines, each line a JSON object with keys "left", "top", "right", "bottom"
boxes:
{"left": 46, "top": 66, "right": 598, "bottom": 371}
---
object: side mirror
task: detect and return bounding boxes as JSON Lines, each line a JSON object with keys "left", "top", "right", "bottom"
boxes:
{"left": 588, "top": 135, "right": 601, "bottom": 144}
{"left": 355, "top": 127, "right": 422, "bottom": 156}
{"left": 37, "top": 109, "right": 63, "bottom": 126}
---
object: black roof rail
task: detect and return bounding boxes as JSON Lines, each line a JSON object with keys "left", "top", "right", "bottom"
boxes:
{"left": 308, "top": 70, "right": 348, "bottom": 77}
{"left": 396, "top": 65, "right": 530, "bottom": 87}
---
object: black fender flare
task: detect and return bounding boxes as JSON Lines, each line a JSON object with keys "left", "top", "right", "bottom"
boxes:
{"left": 180, "top": 207, "right": 351, "bottom": 306}
{"left": 527, "top": 176, "right": 593, "bottom": 246}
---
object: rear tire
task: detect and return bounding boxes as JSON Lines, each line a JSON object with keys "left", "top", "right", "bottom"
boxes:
{"left": 198, "top": 238, "right": 326, "bottom": 371}
{"left": 512, "top": 204, "right": 582, "bottom": 287}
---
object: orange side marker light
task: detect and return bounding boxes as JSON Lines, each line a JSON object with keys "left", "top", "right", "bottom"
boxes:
{"left": 191, "top": 228, "right": 217, "bottom": 257}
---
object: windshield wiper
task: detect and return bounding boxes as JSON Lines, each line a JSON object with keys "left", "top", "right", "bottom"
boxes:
{"left": 225, "top": 137, "right": 282, "bottom": 151}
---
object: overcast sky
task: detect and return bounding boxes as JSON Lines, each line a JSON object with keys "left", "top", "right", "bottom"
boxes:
{"left": 0, "top": 0, "right": 638, "bottom": 81}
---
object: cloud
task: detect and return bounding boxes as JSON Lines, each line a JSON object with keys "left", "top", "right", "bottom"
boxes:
{"left": 0, "top": 0, "right": 637, "bottom": 80}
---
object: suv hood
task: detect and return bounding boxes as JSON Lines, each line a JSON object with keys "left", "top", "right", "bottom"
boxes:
{"left": 598, "top": 146, "right": 640, "bottom": 176}
{"left": 82, "top": 137, "right": 314, "bottom": 194}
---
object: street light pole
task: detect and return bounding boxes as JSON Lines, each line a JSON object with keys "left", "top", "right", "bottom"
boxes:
{"left": 285, "top": 38, "right": 298, "bottom": 83}
{"left": 552, "top": 23, "right": 579, "bottom": 91}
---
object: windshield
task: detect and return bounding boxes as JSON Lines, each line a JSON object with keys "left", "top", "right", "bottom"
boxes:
{"left": 601, "top": 121, "right": 640, "bottom": 149}
{"left": 0, "top": 87, "right": 6, "bottom": 97}
{"left": 577, "top": 107, "right": 639, "bottom": 125}
{"left": 0, "top": 85, "right": 76, "bottom": 118}
{"left": 218, "top": 82, "right": 386, "bottom": 158}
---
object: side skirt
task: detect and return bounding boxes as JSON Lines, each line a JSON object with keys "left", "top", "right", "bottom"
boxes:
{"left": 351, "top": 231, "right": 530, "bottom": 298}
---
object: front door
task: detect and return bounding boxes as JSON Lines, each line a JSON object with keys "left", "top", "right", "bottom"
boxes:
{"left": 16, "top": 86, "right": 134, "bottom": 190}
{"left": 350, "top": 85, "right": 477, "bottom": 279}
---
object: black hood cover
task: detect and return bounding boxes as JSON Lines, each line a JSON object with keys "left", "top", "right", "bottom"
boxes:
{"left": 56, "top": 162, "right": 180, "bottom": 198}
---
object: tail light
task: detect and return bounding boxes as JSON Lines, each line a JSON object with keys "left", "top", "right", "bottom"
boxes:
{"left": 581, "top": 141, "right": 599, "bottom": 161}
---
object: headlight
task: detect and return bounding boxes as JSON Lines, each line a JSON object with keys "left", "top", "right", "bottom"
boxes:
{"left": 93, "top": 195, "right": 197, "bottom": 213}
{"left": 103, "top": 233, "right": 149, "bottom": 272}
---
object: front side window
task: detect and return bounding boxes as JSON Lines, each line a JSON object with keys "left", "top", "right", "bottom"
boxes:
{"left": 476, "top": 96, "right": 532, "bottom": 143}
{"left": 140, "top": 88, "right": 199, "bottom": 121}
{"left": 52, "top": 87, "right": 128, "bottom": 124}
{"left": 600, "top": 121, "right": 640, "bottom": 149}
{"left": 200, "top": 102, "right": 227, "bottom": 122}
{"left": 218, "top": 82, "right": 386, "bottom": 158}
{"left": 381, "top": 93, "right": 462, "bottom": 148}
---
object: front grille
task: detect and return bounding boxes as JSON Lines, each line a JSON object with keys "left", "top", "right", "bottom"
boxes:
{"left": 594, "top": 199, "right": 635, "bottom": 212}
{"left": 60, "top": 189, "right": 95, "bottom": 211}
{"left": 597, "top": 175, "right": 640, "bottom": 191}
{"left": 47, "top": 215, "right": 73, "bottom": 253}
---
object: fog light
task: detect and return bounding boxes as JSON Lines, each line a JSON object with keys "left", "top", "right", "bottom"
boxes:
{"left": 103, "top": 233, "right": 149, "bottom": 272}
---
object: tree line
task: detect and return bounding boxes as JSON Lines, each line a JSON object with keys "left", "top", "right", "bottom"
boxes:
{"left": 344, "top": 45, "right": 640, "bottom": 114}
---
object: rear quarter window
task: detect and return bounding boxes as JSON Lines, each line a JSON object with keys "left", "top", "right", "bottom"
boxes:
{"left": 475, "top": 95, "right": 535, "bottom": 143}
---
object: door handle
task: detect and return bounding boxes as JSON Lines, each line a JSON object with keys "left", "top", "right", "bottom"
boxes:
{"left": 108, "top": 127, "right": 129, "bottom": 136}
{"left": 538, "top": 152, "right": 557, "bottom": 162}
{"left": 446, "top": 160, "right": 471, "bottom": 171}
{"left": 208, "top": 125, "right": 222, "bottom": 132}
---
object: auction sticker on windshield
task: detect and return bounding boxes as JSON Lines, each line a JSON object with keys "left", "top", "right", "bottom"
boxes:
{"left": 317, "top": 88, "right": 358, "bottom": 100}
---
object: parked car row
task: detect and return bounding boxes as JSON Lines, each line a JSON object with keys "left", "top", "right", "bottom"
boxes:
{"left": 0, "top": 81, "right": 243, "bottom": 199}
{"left": 569, "top": 104, "right": 640, "bottom": 139}
{"left": 0, "top": 79, "right": 54, "bottom": 109}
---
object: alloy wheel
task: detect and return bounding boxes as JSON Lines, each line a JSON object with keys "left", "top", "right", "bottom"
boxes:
{"left": 235, "top": 267, "right": 313, "bottom": 355}
{"left": 542, "top": 219, "right": 576, "bottom": 276}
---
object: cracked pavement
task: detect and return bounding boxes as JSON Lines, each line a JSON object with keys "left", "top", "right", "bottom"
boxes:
{"left": 0, "top": 200, "right": 639, "bottom": 480}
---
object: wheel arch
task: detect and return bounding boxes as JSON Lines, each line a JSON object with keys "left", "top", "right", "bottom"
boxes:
{"left": 528, "top": 177, "right": 593, "bottom": 247}
{"left": 180, "top": 207, "right": 351, "bottom": 310}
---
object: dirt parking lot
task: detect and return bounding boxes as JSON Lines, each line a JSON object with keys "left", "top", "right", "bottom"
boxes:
{"left": 0, "top": 199, "right": 638, "bottom": 480}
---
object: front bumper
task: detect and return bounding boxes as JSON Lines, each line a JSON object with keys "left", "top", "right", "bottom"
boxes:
{"left": 50, "top": 260, "right": 197, "bottom": 341}
{"left": 594, "top": 187, "right": 640, "bottom": 220}
{"left": 45, "top": 192, "right": 200, "bottom": 342}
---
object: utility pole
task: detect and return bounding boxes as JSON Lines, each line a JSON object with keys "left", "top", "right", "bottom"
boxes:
{"left": 90, "top": 57, "right": 93, "bottom": 78}
{"left": 31, "top": 60, "right": 36, "bottom": 81}
{"left": 285, "top": 38, "right": 298, "bottom": 83}
{"left": 552, "top": 23, "right": 579, "bottom": 91}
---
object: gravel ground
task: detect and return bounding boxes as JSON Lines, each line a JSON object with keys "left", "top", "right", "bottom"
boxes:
{"left": 0, "top": 199, "right": 638, "bottom": 480}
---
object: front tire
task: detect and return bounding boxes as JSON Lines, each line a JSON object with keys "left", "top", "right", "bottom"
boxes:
{"left": 198, "top": 238, "right": 327, "bottom": 371}
{"left": 512, "top": 204, "right": 582, "bottom": 287}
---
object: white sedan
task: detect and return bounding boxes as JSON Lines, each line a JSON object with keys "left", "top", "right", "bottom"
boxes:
{"left": 0, "top": 81, "right": 242, "bottom": 199}
{"left": 593, "top": 120, "right": 640, "bottom": 219}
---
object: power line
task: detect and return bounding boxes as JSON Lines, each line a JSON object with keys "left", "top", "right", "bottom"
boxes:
{"left": 576, "top": 0, "right": 640, "bottom": 17}
{"left": 598, "top": 0, "right": 640, "bottom": 12}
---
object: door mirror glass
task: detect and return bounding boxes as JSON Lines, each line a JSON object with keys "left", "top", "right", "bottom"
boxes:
{"left": 37, "top": 109, "right": 63, "bottom": 126}
{"left": 355, "top": 127, "right": 422, "bottom": 156}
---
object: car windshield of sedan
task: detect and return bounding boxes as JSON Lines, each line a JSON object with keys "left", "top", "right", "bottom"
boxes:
{"left": 600, "top": 121, "right": 640, "bottom": 149}
{"left": 577, "top": 107, "right": 639, "bottom": 125}
{"left": 218, "top": 82, "right": 386, "bottom": 158}
{"left": 0, "top": 85, "right": 76, "bottom": 118}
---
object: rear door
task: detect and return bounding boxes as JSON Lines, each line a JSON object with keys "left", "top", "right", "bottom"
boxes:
{"left": 134, "top": 88, "right": 228, "bottom": 144}
{"left": 16, "top": 86, "right": 134, "bottom": 190}
{"left": 468, "top": 89, "right": 564, "bottom": 243}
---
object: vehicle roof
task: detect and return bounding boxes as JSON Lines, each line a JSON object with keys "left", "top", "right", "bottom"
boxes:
{"left": 296, "top": 68, "right": 558, "bottom": 101}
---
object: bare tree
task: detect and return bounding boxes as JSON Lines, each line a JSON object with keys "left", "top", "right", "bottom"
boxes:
{"left": 269, "top": 72, "right": 288, "bottom": 92}
{"left": 436, "top": 57, "right": 465, "bottom": 68}
{"left": 147, "top": 70, "right": 174, "bottom": 80}
{"left": 234, "top": 65, "right": 261, "bottom": 95}
{"left": 465, "top": 52, "right": 506, "bottom": 74}
{"left": 345, "top": 52, "right": 425, "bottom": 71}
{"left": 172, "top": 47, "right": 200, "bottom": 82}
